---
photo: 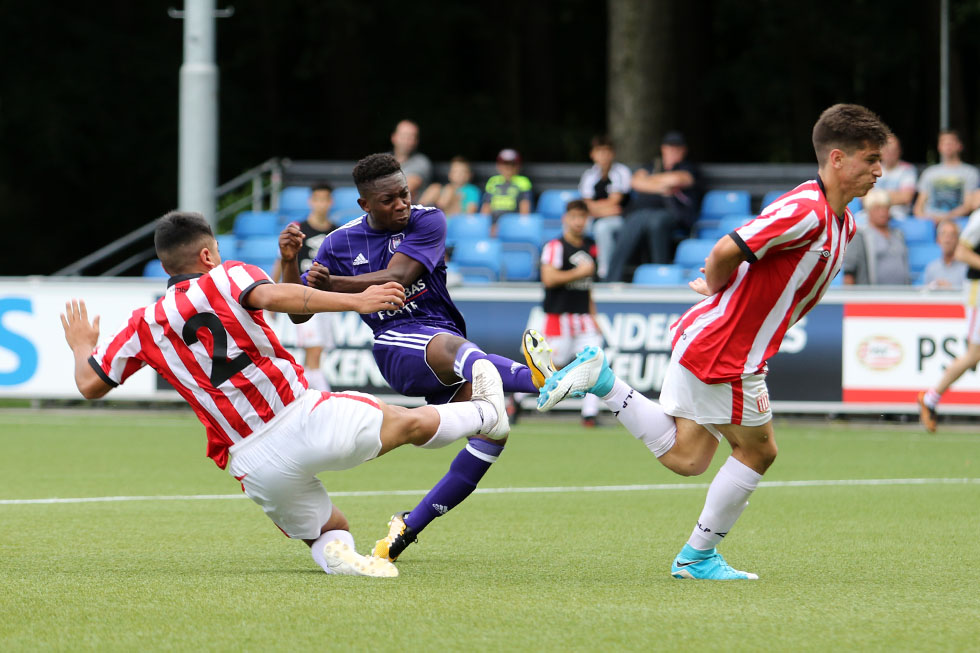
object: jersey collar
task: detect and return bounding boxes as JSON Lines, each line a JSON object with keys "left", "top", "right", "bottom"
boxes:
{"left": 816, "top": 175, "right": 845, "bottom": 224}
{"left": 167, "top": 273, "right": 203, "bottom": 288}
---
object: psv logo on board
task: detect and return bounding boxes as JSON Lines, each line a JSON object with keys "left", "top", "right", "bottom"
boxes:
{"left": 757, "top": 391, "right": 770, "bottom": 413}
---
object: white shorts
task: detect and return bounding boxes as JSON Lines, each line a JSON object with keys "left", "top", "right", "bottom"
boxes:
{"left": 294, "top": 313, "right": 335, "bottom": 350}
{"left": 965, "top": 281, "right": 980, "bottom": 345}
{"left": 226, "top": 388, "right": 383, "bottom": 539}
{"left": 659, "top": 355, "right": 772, "bottom": 441}
{"left": 549, "top": 332, "right": 605, "bottom": 367}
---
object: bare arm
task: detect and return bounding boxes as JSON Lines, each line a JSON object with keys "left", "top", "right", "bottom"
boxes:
{"left": 540, "top": 260, "right": 595, "bottom": 288}
{"left": 689, "top": 235, "right": 747, "bottom": 296}
{"left": 912, "top": 191, "right": 929, "bottom": 218}
{"left": 954, "top": 241, "right": 980, "bottom": 271}
{"left": 306, "top": 252, "right": 426, "bottom": 294}
{"left": 631, "top": 169, "right": 695, "bottom": 194}
{"left": 277, "top": 223, "right": 312, "bottom": 323}
{"left": 584, "top": 193, "right": 624, "bottom": 217}
{"left": 245, "top": 281, "right": 405, "bottom": 315}
{"left": 61, "top": 300, "right": 113, "bottom": 400}
{"left": 886, "top": 188, "right": 915, "bottom": 207}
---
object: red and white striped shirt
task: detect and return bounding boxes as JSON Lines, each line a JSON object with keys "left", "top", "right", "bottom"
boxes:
{"left": 671, "top": 179, "right": 855, "bottom": 384}
{"left": 89, "top": 261, "right": 308, "bottom": 468}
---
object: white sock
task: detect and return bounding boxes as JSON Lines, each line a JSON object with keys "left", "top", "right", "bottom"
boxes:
{"left": 581, "top": 393, "right": 600, "bottom": 418}
{"left": 306, "top": 369, "right": 330, "bottom": 391}
{"left": 311, "top": 529, "right": 355, "bottom": 574}
{"left": 601, "top": 378, "right": 677, "bottom": 457}
{"left": 419, "top": 401, "right": 493, "bottom": 449}
{"left": 924, "top": 389, "right": 941, "bottom": 408}
{"left": 687, "top": 456, "right": 762, "bottom": 551}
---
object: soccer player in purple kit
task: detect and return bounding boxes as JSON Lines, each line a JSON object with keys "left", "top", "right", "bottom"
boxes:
{"left": 278, "top": 153, "right": 555, "bottom": 563}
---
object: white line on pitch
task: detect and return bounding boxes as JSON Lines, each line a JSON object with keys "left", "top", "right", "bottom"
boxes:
{"left": 0, "top": 477, "right": 977, "bottom": 506}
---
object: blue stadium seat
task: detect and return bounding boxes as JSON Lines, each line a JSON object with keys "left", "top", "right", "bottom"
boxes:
{"left": 233, "top": 211, "right": 279, "bottom": 239}
{"left": 279, "top": 186, "right": 311, "bottom": 214}
{"left": 536, "top": 189, "right": 582, "bottom": 220}
{"left": 450, "top": 238, "right": 502, "bottom": 282}
{"left": 330, "top": 186, "right": 361, "bottom": 214}
{"left": 215, "top": 234, "right": 238, "bottom": 261}
{"left": 761, "top": 190, "right": 788, "bottom": 209}
{"left": 632, "top": 264, "right": 685, "bottom": 286}
{"left": 501, "top": 249, "right": 537, "bottom": 281}
{"left": 143, "top": 259, "right": 168, "bottom": 278}
{"left": 541, "top": 219, "right": 563, "bottom": 245}
{"left": 700, "top": 190, "right": 751, "bottom": 221}
{"left": 846, "top": 196, "right": 862, "bottom": 214}
{"left": 673, "top": 238, "right": 716, "bottom": 271}
{"left": 830, "top": 268, "right": 844, "bottom": 286}
{"left": 497, "top": 213, "right": 544, "bottom": 247}
{"left": 908, "top": 243, "right": 941, "bottom": 279}
{"left": 699, "top": 214, "right": 754, "bottom": 240}
{"left": 238, "top": 236, "right": 280, "bottom": 273}
{"left": 446, "top": 213, "right": 491, "bottom": 246}
{"left": 955, "top": 216, "right": 969, "bottom": 232}
{"left": 897, "top": 219, "right": 936, "bottom": 245}
{"left": 332, "top": 208, "right": 365, "bottom": 225}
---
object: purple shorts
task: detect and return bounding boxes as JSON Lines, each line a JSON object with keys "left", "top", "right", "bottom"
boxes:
{"left": 372, "top": 326, "right": 465, "bottom": 405}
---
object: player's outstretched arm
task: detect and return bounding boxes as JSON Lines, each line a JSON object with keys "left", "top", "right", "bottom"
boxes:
{"left": 60, "top": 299, "right": 113, "bottom": 400}
{"left": 307, "top": 253, "right": 426, "bottom": 293}
{"left": 247, "top": 281, "right": 405, "bottom": 315}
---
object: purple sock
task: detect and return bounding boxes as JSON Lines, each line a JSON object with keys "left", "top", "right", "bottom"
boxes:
{"left": 453, "top": 342, "right": 537, "bottom": 393}
{"left": 404, "top": 438, "right": 505, "bottom": 533}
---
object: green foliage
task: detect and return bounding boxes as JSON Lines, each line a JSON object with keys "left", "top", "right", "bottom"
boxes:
{"left": 1, "top": 411, "right": 978, "bottom": 650}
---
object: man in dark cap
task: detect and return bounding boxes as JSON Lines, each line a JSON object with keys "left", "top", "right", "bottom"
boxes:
{"left": 605, "top": 131, "right": 701, "bottom": 281}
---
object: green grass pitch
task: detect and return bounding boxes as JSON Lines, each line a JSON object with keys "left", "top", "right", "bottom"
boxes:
{"left": 1, "top": 409, "right": 978, "bottom": 651}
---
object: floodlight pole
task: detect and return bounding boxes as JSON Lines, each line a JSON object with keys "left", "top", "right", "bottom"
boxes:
{"left": 940, "top": 0, "right": 949, "bottom": 131}
{"left": 174, "top": 0, "right": 222, "bottom": 230}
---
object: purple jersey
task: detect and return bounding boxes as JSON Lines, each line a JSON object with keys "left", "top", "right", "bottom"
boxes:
{"left": 307, "top": 205, "right": 467, "bottom": 338}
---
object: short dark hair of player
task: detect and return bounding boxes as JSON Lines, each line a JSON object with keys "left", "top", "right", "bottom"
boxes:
{"left": 590, "top": 134, "right": 614, "bottom": 150}
{"left": 311, "top": 180, "right": 333, "bottom": 194}
{"left": 352, "top": 153, "right": 403, "bottom": 191}
{"left": 812, "top": 104, "right": 890, "bottom": 166}
{"left": 565, "top": 199, "right": 589, "bottom": 214}
{"left": 154, "top": 211, "right": 215, "bottom": 274}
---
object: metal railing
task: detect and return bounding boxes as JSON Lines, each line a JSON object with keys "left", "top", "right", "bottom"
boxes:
{"left": 55, "top": 158, "right": 283, "bottom": 276}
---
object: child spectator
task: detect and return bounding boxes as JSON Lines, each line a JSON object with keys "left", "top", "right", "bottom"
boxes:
{"left": 579, "top": 135, "right": 631, "bottom": 280}
{"left": 419, "top": 156, "right": 481, "bottom": 214}
{"left": 481, "top": 148, "right": 532, "bottom": 223}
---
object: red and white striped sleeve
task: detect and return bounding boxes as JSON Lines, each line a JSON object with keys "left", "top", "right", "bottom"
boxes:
{"left": 540, "top": 240, "right": 564, "bottom": 268}
{"left": 223, "top": 261, "right": 273, "bottom": 308}
{"left": 733, "top": 200, "right": 823, "bottom": 263}
{"left": 88, "top": 310, "right": 146, "bottom": 387}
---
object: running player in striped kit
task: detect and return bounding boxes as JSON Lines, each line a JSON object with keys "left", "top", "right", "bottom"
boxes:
{"left": 62, "top": 211, "right": 511, "bottom": 578}
{"left": 533, "top": 104, "right": 890, "bottom": 579}
{"left": 281, "top": 153, "right": 554, "bottom": 563}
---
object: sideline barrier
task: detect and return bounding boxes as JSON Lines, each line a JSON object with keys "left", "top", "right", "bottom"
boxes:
{"left": 0, "top": 277, "right": 972, "bottom": 414}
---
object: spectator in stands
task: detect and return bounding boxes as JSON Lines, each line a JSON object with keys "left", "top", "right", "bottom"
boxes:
{"left": 419, "top": 156, "right": 481, "bottom": 215}
{"left": 913, "top": 130, "right": 979, "bottom": 223}
{"left": 842, "top": 188, "right": 909, "bottom": 285}
{"left": 272, "top": 181, "right": 338, "bottom": 391}
{"left": 923, "top": 218, "right": 967, "bottom": 289}
{"left": 391, "top": 119, "right": 432, "bottom": 201}
{"left": 480, "top": 148, "right": 532, "bottom": 225}
{"left": 579, "top": 135, "right": 631, "bottom": 280}
{"left": 605, "top": 131, "right": 700, "bottom": 281}
{"left": 877, "top": 134, "right": 918, "bottom": 220}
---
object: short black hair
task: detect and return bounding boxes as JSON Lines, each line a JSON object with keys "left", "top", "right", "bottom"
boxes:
{"left": 154, "top": 211, "right": 215, "bottom": 274}
{"left": 565, "top": 199, "right": 589, "bottom": 214}
{"left": 590, "top": 134, "right": 614, "bottom": 149}
{"left": 352, "top": 153, "right": 403, "bottom": 190}
{"left": 311, "top": 180, "right": 333, "bottom": 194}
{"left": 812, "top": 104, "right": 890, "bottom": 166}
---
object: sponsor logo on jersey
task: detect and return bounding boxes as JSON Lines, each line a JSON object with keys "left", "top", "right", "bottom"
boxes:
{"left": 757, "top": 391, "right": 770, "bottom": 413}
{"left": 353, "top": 253, "right": 369, "bottom": 266}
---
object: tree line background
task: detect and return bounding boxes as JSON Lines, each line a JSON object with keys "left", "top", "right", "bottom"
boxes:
{"left": 1, "top": 0, "right": 979, "bottom": 275}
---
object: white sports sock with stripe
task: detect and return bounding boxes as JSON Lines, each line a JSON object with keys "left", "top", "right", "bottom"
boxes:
{"left": 419, "top": 402, "right": 493, "bottom": 449}
{"left": 601, "top": 378, "right": 677, "bottom": 457}
{"left": 311, "top": 529, "right": 355, "bottom": 574}
{"left": 686, "top": 456, "right": 762, "bottom": 551}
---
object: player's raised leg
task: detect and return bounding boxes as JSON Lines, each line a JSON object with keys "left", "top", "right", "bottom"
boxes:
{"left": 918, "top": 341, "right": 980, "bottom": 432}
{"left": 373, "top": 359, "right": 508, "bottom": 561}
